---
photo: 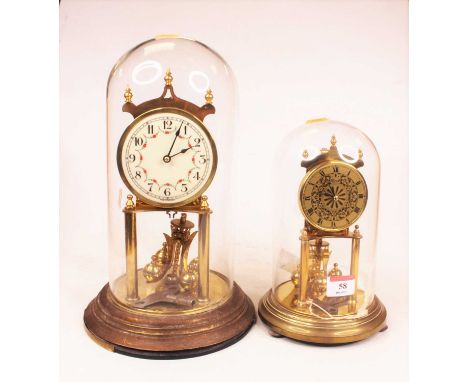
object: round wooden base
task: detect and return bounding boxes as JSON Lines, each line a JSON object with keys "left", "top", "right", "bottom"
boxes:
{"left": 84, "top": 282, "right": 256, "bottom": 358}
{"left": 258, "top": 289, "right": 387, "bottom": 344}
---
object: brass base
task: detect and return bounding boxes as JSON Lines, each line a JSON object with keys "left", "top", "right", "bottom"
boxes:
{"left": 258, "top": 289, "right": 387, "bottom": 344}
{"left": 84, "top": 282, "right": 256, "bottom": 358}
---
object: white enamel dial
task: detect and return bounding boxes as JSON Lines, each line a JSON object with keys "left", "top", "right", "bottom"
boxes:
{"left": 117, "top": 108, "right": 217, "bottom": 207}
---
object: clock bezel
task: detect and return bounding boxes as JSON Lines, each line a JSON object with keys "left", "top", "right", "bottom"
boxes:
{"left": 117, "top": 107, "right": 218, "bottom": 208}
{"left": 298, "top": 160, "right": 368, "bottom": 232}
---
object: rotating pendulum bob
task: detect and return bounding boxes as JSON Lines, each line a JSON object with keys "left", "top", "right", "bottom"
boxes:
{"left": 294, "top": 226, "right": 362, "bottom": 316}
{"left": 136, "top": 213, "right": 199, "bottom": 308}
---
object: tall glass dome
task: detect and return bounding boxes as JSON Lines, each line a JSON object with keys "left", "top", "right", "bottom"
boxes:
{"left": 84, "top": 36, "right": 255, "bottom": 358}
{"left": 259, "top": 118, "right": 387, "bottom": 344}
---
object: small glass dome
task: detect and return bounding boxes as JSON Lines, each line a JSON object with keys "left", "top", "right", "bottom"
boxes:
{"left": 259, "top": 118, "right": 387, "bottom": 344}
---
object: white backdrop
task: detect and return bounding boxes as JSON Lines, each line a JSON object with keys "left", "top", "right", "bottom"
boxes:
{"left": 60, "top": 1, "right": 408, "bottom": 381}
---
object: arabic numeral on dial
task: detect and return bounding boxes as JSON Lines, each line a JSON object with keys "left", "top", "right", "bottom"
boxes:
{"left": 135, "top": 170, "right": 142, "bottom": 179}
{"left": 190, "top": 171, "right": 201, "bottom": 181}
{"left": 163, "top": 120, "right": 172, "bottom": 130}
{"left": 128, "top": 154, "right": 136, "bottom": 162}
{"left": 181, "top": 183, "right": 188, "bottom": 192}
{"left": 147, "top": 182, "right": 154, "bottom": 192}
{"left": 147, "top": 124, "right": 154, "bottom": 134}
{"left": 190, "top": 136, "right": 202, "bottom": 147}
{"left": 198, "top": 154, "right": 207, "bottom": 164}
{"left": 164, "top": 188, "right": 171, "bottom": 196}
{"left": 134, "top": 137, "right": 143, "bottom": 146}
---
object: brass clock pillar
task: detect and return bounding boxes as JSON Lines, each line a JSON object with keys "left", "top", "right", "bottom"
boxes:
{"left": 124, "top": 195, "right": 138, "bottom": 301}
{"left": 198, "top": 196, "right": 210, "bottom": 302}
{"left": 298, "top": 229, "right": 309, "bottom": 306}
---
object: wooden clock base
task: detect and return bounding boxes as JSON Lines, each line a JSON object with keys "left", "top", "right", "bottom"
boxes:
{"left": 258, "top": 289, "right": 387, "bottom": 345}
{"left": 84, "top": 282, "right": 255, "bottom": 359}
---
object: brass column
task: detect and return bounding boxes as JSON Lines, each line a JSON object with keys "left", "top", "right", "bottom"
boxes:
{"left": 198, "top": 196, "right": 210, "bottom": 302}
{"left": 349, "top": 225, "right": 361, "bottom": 313}
{"left": 124, "top": 195, "right": 138, "bottom": 301}
{"left": 321, "top": 243, "right": 330, "bottom": 276}
{"left": 298, "top": 229, "right": 310, "bottom": 306}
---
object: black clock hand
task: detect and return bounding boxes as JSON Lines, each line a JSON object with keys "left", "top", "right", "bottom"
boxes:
{"left": 169, "top": 145, "right": 201, "bottom": 158}
{"left": 169, "top": 145, "right": 200, "bottom": 158}
{"left": 162, "top": 126, "right": 182, "bottom": 163}
{"left": 170, "top": 148, "right": 189, "bottom": 158}
{"left": 166, "top": 126, "right": 181, "bottom": 157}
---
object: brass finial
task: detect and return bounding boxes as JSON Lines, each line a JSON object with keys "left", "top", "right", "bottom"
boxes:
{"left": 165, "top": 68, "right": 173, "bottom": 86}
{"left": 205, "top": 88, "right": 213, "bottom": 104}
{"left": 180, "top": 213, "right": 187, "bottom": 225}
{"left": 302, "top": 149, "right": 309, "bottom": 159}
{"left": 125, "top": 194, "right": 135, "bottom": 209}
{"left": 331, "top": 135, "right": 337, "bottom": 147}
{"left": 358, "top": 148, "right": 363, "bottom": 159}
{"left": 200, "top": 195, "right": 209, "bottom": 209}
{"left": 124, "top": 86, "right": 133, "bottom": 103}
{"left": 353, "top": 225, "right": 361, "bottom": 236}
{"left": 300, "top": 229, "right": 308, "bottom": 241}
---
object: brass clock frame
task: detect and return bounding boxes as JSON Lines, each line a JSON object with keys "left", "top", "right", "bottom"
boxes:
{"left": 116, "top": 106, "right": 218, "bottom": 209}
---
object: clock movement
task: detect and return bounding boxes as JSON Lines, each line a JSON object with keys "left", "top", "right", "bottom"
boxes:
{"left": 258, "top": 118, "right": 387, "bottom": 344}
{"left": 84, "top": 36, "right": 255, "bottom": 358}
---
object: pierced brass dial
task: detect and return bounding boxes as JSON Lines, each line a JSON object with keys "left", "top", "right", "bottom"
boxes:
{"left": 299, "top": 161, "right": 367, "bottom": 231}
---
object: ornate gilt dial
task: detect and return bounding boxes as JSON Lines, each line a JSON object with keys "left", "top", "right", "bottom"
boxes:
{"left": 299, "top": 161, "right": 367, "bottom": 231}
{"left": 117, "top": 107, "right": 217, "bottom": 208}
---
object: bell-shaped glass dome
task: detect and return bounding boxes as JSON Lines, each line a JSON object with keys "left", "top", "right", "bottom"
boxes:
{"left": 259, "top": 118, "right": 386, "bottom": 344}
{"left": 106, "top": 36, "right": 236, "bottom": 313}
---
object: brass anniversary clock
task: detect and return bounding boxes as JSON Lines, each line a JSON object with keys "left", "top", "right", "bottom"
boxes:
{"left": 258, "top": 118, "right": 387, "bottom": 344}
{"left": 84, "top": 36, "right": 255, "bottom": 358}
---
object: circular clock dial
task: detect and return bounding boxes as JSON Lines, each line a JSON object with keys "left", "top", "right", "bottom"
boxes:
{"left": 117, "top": 108, "right": 217, "bottom": 207}
{"left": 299, "top": 161, "right": 368, "bottom": 231}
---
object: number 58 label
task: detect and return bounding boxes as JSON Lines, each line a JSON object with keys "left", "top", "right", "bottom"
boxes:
{"left": 327, "top": 275, "right": 355, "bottom": 297}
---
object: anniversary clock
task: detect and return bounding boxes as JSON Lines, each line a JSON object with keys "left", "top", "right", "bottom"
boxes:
{"left": 84, "top": 36, "right": 255, "bottom": 358}
{"left": 258, "top": 118, "right": 387, "bottom": 344}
